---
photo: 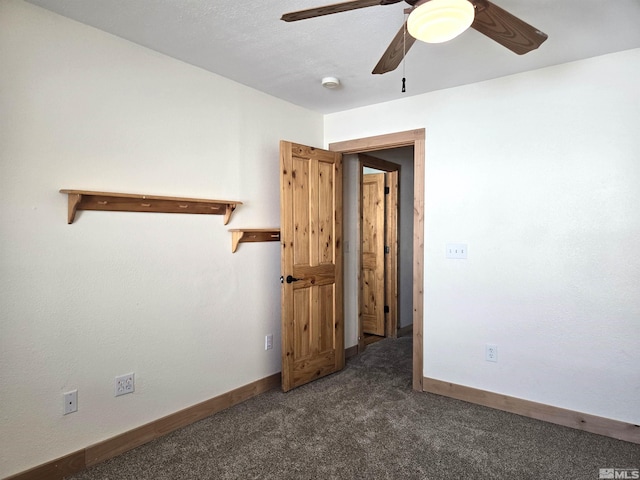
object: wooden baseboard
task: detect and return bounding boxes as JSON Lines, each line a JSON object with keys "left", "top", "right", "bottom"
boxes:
{"left": 2, "top": 450, "right": 86, "bottom": 480}
{"left": 423, "top": 377, "right": 640, "bottom": 444}
{"left": 5, "top": 373, "right": 281, "bottom": 480}
{"left": 345, "top": 344, "right": 359, "bottom": 359}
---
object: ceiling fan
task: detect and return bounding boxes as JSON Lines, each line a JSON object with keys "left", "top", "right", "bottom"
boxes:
{"left": 281, "top": 0, "right": 548, "bottom": 75}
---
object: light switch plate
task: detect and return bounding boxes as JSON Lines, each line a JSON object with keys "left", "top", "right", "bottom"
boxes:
{"left": 446, "top": 243, "right": 468, "bottom": 259}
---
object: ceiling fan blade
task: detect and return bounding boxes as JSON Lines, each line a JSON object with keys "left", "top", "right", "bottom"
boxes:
{"left": 372, "top": 21, "right": 416, "bottom": 74}
{"left": 281, "top": 0, "right": 383, "bottom": 22}
{"left": 470, "top": 0, "right": 548, "bottom": 55}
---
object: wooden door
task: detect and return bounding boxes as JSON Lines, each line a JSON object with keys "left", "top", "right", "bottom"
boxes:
{"left": 384, "top": 170, "right": 398, "bottom": 338}
{"left": 361, "top": 173, "right": 385, "bottom": 336}
{"left": 280, "top": 141, "right": 344, "bottom": 392}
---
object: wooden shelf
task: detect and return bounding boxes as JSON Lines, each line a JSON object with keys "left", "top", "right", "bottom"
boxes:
{"left": 229, "top": 229, "right": 280, "bottom": 253}
{"left": 60, "top": 190, "right": 242, "bottom": 225}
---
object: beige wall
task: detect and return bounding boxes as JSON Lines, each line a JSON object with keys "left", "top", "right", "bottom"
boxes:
{"left": 0, "top": 1, "right": 322, "bottom": 476}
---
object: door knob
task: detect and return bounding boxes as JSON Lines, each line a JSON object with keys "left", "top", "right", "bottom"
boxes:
{"left": 286, "top": 275, "right": 300, "bottom": 284}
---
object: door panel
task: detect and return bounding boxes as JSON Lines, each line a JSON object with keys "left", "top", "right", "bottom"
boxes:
{"left": 362, "top": 173, "right": 386, "bottom": 336}
{"left": 384, "top": 170, "right": 398, "bottom": 338}
{"left": 280, "top": 141, "right": 344, "bottom": 392}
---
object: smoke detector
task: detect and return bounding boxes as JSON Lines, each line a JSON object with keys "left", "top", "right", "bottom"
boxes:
{"left": 321, "top": 76, "right": 340, "bottom": 89}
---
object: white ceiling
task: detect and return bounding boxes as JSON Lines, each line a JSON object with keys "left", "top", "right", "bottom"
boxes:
{"left": 25, "top": 0, "right": 640, "bottom": 114}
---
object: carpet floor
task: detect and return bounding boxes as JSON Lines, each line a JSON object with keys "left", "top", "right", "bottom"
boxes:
{"left": 68, "top": 336, "right": 639, "bottom": 479}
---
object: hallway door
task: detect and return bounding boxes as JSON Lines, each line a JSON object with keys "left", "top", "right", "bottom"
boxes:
{"left": 362, "top": 173, "right": 385, "bottom": 336}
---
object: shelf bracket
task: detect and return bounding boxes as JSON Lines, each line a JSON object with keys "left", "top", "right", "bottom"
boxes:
{"left": 231, "top": 231, "right": 246, "bottom": 253}
{"left": 67, "top": 193, "right": 82, "bottom": 224}
{"left": 224, "top": 204, "right": 236, "bottom": 226}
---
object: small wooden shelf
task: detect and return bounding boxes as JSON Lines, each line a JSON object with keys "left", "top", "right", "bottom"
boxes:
{"left": 229, "top": 229, "right": 280, "bottom": 253}
{"left": 60, "top": 190, "right": 242, "bottom": 225}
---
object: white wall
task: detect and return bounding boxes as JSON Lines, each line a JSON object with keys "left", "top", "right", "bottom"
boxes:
{"left": 0, "top": 1, "right": 322, "bottom": 476}
{"left": 326, "top": 48, "right": 640, "bottom": 425}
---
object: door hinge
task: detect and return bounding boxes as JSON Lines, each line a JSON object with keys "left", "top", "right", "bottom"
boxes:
{"left": 384, "top": 246, "right": 390, "bottom": 254}
{"left": 384, "top": 186, "right": 390, "bottom": 195}
{"left": 384, "top": 305, "right": 390, "bottom": 313}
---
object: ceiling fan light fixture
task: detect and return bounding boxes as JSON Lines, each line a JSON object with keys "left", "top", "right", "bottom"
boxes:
{"left": 407, "top": 0, "right": 475, "bottom": 44}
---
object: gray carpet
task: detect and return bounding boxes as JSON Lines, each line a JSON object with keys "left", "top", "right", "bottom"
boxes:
{"left": 68, "top": 337, "right": 639, "bottom": 479}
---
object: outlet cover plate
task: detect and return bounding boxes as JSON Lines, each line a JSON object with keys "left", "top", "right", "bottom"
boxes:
{"left": 486, "top": 344, "right": 498, "bottom": 362}
{"left": 63, "top": 390, "right": 78, "bottom": 415}
{"left": 115, "top": 373, "right": 135, "bottom": 397}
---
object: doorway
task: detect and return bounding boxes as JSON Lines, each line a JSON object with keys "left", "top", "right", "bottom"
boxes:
{"left": 329, "top": 129, "right": 425, "bottom": 391}
{"left": 360, "top": 155, "right": 400, "bottom": 348}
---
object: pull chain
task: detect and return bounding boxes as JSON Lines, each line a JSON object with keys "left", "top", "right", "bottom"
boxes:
{"left": 402, "top": 14, "right": 407, "bottom": 93}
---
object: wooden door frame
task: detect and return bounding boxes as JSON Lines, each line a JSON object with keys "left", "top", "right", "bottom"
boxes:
{"left": 360, "top": 155, "right": 400, "bottom": 348}
{"left": 329, "top": 129, "right": 425, "bottom": 391}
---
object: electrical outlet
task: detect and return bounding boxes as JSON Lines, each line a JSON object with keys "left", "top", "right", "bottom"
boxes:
{"left": 486, "top": 344, "right": 498, "bottom": 363}
{"left": 115, "top": 373, "right": 135, "bottom": 397}
{"left": 265, "top": 334, "right": 273, "bottom": 351}
{"left": 63, "top": 390, "right": 78, "bottom": 415}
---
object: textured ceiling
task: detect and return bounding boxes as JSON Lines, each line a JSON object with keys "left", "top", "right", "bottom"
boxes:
{"left": 25, "top": 0, "right": 640, "bottom": 114}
